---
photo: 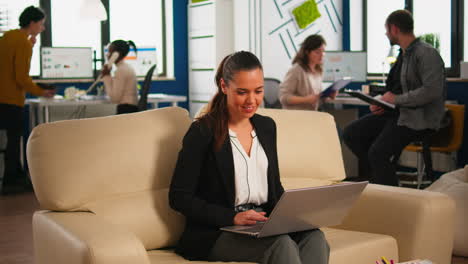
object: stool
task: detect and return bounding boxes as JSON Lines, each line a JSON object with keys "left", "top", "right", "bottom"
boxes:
{"left": 398, "top": 104, "right": 465, "bottom": 189}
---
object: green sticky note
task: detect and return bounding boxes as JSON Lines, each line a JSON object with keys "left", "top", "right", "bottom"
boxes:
{"left": 292, "top": 0, "right": 321, "bottom": 29}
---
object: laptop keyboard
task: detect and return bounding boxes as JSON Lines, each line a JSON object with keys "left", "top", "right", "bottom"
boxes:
{"left": 238, "top": 222, "right": 265, "bottom": 233}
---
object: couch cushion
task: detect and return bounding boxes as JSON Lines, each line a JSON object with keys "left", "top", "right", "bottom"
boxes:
{"left": 146, "top": 228, "right": 398, "bottom": 264}
{"left": 257, "top": 109, "right": 345, "bottom": 182}
{"left": 281, "top": 177, "right": 336, "bottom": 190}
{"left": 85, "top": 188, "right": 185, "bottom": 250}
{"left": 27, "top": 107, "right": 191, "bottom": 211}
{"left": 427, "top": 168, "right": 468, "bottom": 256}
{"left": 323, "top": 228, "right": 398, "bottom": 264}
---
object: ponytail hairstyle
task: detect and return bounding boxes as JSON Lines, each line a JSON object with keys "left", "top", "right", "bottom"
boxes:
{"left": 109, "top": 39, "right": 137, "bottom": 62}
{"left": 198, "top": 51, "right": 263, "bottom": 151}
{"left": 292, "top": 34, "right": 326, "bottom": 73}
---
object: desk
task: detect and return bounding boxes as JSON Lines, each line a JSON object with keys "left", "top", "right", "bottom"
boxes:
{"left": 26, "top": 93, "right": 187, "bottom": 126}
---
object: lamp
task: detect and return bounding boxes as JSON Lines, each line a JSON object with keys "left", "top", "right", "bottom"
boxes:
{"left": 386, "top": 45, "right": 399, "bottom": 65}
{"left": 80, "top": 0, "right": 107, "bottom": 21}
{"left": 381, "top": 45, "right": 399, "bottom": 83}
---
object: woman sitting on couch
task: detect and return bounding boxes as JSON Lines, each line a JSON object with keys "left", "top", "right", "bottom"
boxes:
{"left": 169, "top": 51, "right": 330, "bottom": 264}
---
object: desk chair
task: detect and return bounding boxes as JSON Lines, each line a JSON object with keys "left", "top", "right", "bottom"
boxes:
{"left": 138, "top": 65, "right": 157, "bottom": 111}
{"left": 263, "top": 78, "right": 282, "bottom": 109}
{"left": 398, "top": 104, "right": 465, "bottom": 189}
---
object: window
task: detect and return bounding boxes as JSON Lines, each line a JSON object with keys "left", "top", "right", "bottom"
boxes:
{"left": 413, "top": 0, "right": 451, "bottom": 68}
{"left": 109, "top": 0, "right": 173, "bottom": 77}
{"left": 51, "top": 0, "right": 102, "bottom": 70}
{"left": 46, "top": 0, "right": 173, "bottom": 78}
{"left": 364, "top": 0, "right": 462, "bottom": 76}
{"left": 349, "top": 0, "right": 363, "bottom": 51}
{"left": 366, "top": 0, "right": 405, "bottom": 74}
{"left": 0, "top": 0, "right": 41, "bottom": 76}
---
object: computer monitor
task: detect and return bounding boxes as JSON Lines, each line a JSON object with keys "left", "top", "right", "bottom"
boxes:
{"left": 323, "top": 51, "right": 367, "bottom": 82}
{"left": 103, "top": 46, "right": 157, "bottom": 77}
{"left": 41, "top": 47, "right": 93, "bottom": 79}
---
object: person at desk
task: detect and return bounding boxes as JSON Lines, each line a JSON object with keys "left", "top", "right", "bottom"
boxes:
{"left": 0, "top": 6, "right": 55, "bottom": 195}
{"left": 101, "top": 40, "right": 139, "bottom": 114}
{"left": 169, "top": 51, "right": 329, "bottom": 263}
{"left": 342, "top": 9, "right": 446, "bottom": 186}
{"left": 279, "top": 34, "right": 336, "bottom": 111}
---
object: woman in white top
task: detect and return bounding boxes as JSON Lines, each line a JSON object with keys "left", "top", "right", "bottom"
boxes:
{"left": 101, "top": 40, "right": 139, "bottom": 114}
{"left": 279, "top": 34, "right": 336, "bottom": 111}
{"left": 169, "top": 51, "right": 329, "bottom": 263}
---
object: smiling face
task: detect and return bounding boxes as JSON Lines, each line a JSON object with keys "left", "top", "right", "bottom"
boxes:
{"left": 221, "top": 68, "right": 264, "bottom": 121}
{"left": 307, "top": 44, "right": 326, "bottom": 65}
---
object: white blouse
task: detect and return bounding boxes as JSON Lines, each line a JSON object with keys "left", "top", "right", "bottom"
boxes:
{"left": 102, "top": 61, "right": 138, "bottom": 105}
{"left": 307, "top": 72, "right": 323, "bottom": 110}
{"left": 229, "top": 129, "right": 269, "bottom": 207}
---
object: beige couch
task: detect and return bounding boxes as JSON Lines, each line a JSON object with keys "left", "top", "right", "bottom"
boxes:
{"left": 427, "top": 165, "right": 468, "bottom": 257}
{"left": 27, "top": 107, "right": 455, "bottom": 264}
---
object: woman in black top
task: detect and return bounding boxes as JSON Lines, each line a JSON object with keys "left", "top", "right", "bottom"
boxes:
{"left": 169, "top": 51, "right": 329, "bottom": 264}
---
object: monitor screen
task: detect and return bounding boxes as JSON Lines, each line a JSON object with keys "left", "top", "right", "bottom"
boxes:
{"left": 104, "top": 46, "right": 157, "bottom": 77}
{"left": 41, "top": 47, "right": 93, "bottom": 79}
{"left": 323, "top": 51, "right": 367, "bottom": 82}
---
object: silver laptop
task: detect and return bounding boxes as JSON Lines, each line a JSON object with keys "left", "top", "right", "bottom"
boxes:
{"left": 220, "top": 181, "right": 368, "bottom": 238}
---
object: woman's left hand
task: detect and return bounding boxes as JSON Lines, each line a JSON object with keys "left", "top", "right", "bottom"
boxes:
{"left": 234, "top": 210, "right": 268, "bottom": 226}
{"left": 329, "top": 90, "right": 339, "bottom": 100}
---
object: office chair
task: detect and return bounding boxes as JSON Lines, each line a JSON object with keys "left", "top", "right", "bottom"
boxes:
{"left": 398, "top": 104, "right": 465, "bottom": 189}
{"left": 137, "top": 64, "right": 157, "bottom": 111}
{"left": 263, "top": 78, "right": 282, "bottom": 109}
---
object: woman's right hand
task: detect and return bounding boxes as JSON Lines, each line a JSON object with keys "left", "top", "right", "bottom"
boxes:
{"left": 304, "top": 94, "right": 320, "bottom": 105}
{"left": 233, "top": 210, "right": 268, "bottom": 226}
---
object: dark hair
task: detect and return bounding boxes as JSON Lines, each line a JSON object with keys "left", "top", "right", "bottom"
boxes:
{"left": 386, "top": 9, "right": 414, "bottom": 34}
{"left": 19, "top": 6, "right": 45, "bottom": 28}
{"left": 110, "top": 39, "right": 137, "bottom": 59}
{"left": 199, "top": 51, "right": 263, "bottom": 151}
{"left": 292, "top": 34, "right": 326, "bottom": 73}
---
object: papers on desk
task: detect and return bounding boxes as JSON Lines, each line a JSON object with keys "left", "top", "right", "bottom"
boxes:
{"left": 344, "top": 90, "right": 395, "bottom": 111}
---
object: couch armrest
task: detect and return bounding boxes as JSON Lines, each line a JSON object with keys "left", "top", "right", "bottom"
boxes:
{"left": 335, "top": 184, "right": 455, "bottom": 264}
{"left": 33, "top": 211, "right": 151, "bottom": 264}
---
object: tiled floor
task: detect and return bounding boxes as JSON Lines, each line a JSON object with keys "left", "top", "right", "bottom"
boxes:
{"left": 0, "top": 191, "right": 467, "bottom": 264}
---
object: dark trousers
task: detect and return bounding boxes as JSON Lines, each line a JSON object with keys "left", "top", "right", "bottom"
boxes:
{"left": 116, "top": 104, "right": 139, "bottom": 115}
{"left": 343, "top": 111, "right": 432, "bottom": 186}
{"left": 0, "top": 104, "right": 26, "bottom": 188}
{"left": 208, "top": 229, "right": 329, "bottom": 264}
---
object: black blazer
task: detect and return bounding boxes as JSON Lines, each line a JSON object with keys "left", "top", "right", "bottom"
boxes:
{"left": 169, "top": 114, "right": 285, "bottom": 260}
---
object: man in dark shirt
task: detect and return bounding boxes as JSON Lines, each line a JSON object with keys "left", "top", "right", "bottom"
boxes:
{"left": 342, "top": 10, "right": 446, "bottom": 186}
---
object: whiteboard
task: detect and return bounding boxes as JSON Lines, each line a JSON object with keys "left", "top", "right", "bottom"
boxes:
{"left": 323, "top": 51, "right": 367, "bottom": 82}
{"left": 41, "top": 47, "right": 93, "bottom": 79}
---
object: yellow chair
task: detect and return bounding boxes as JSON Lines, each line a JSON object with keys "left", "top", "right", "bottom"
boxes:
{"left": 399, "top": 104, "right": 465, "bottom": 188}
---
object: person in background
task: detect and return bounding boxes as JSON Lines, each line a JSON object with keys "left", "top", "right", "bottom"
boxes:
{"left": 169, "top": 51, "right": 329, "bottom": 264}
{"left": 279, "top": 34, "right": 337, "bottom": 110}
{"left": 101, "top": 40, "right": 139, "bottom": 114}
{"left": 0, "top": 6, "right": 55, "bottom": 195}
{"left": 342, "top": 9, "right": 446, "bottom": 186}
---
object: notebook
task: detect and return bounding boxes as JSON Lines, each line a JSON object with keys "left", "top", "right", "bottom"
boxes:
{"left": 320, "top": 77, "right": 353, "bottom": 98}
